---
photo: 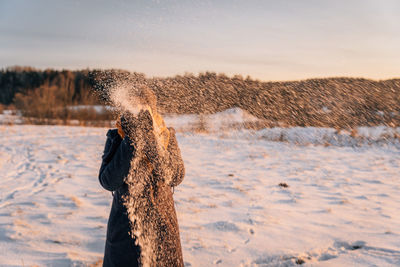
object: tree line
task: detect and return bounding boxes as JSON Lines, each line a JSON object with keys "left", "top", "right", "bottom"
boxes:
{"left": 1, "top": 66, "right": 399, "bottom": 128}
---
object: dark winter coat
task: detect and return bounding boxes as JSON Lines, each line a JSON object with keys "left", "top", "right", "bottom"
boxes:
{"left": 98, "top": 128, "right": 185, "bottom": 267}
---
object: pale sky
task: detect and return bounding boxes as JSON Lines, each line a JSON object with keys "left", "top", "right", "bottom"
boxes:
{"left": 0, "top": 0, "right": 399, "bottom": 81}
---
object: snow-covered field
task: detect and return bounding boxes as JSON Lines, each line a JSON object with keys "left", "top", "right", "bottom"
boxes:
{"left": 0, "top": 112, "right": 399, "bottom": 266}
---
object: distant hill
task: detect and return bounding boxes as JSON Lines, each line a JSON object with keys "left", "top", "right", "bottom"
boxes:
{"left": 1, "top": 66, "right": 399, "bottom": 128}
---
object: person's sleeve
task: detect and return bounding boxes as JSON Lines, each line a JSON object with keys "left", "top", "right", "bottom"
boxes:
{"left": 98, "top": 134, "right": 135, "bottom": 191}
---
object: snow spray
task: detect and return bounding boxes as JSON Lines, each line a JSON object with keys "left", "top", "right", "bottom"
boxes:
{"left": 98, "top": 74, "right": 180, "bottom": 266}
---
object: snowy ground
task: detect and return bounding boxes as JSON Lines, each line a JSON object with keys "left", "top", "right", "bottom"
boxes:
{"left": 0, "top": 114, "right": 399, "bottom": 266}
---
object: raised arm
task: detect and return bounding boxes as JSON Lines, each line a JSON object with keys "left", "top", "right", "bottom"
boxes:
{"left": 98, "top": 129, "right": 136, "bottom": 191}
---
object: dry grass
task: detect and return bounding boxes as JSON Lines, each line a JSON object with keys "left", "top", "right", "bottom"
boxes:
{"left": 87, "top": 259, "right": 103, "bottom": 267}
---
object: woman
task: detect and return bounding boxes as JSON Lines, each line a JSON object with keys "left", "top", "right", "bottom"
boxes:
{"left": 98, "top": 87, "right": 185, "bottom": 267}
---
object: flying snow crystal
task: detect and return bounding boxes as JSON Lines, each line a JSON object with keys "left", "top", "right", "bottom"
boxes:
{"left": 109, "top": 81, "right": 148, "bottom": 116}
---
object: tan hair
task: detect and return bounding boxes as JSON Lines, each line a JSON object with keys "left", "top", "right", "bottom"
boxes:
{"left": 136, "top": 86, "right": 170, "bottom": 149}
{"left": 135, "top": 85, "right": 157, "bottom": 113}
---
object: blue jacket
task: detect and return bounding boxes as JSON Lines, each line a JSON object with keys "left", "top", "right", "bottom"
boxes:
{"left": 99, "top": 129, "right": 140, "bottom": 267}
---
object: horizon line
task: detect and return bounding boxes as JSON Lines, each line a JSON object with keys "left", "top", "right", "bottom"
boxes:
{"left": 1, "top": 65, "right": 399, "bottom": 83}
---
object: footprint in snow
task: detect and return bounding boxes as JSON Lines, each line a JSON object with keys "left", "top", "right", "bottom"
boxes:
{"left": 213, "top": 259, "right": 222, "bottom": 264}
{"left": 205, "top": 221, "right": 240, "bottom": 232}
